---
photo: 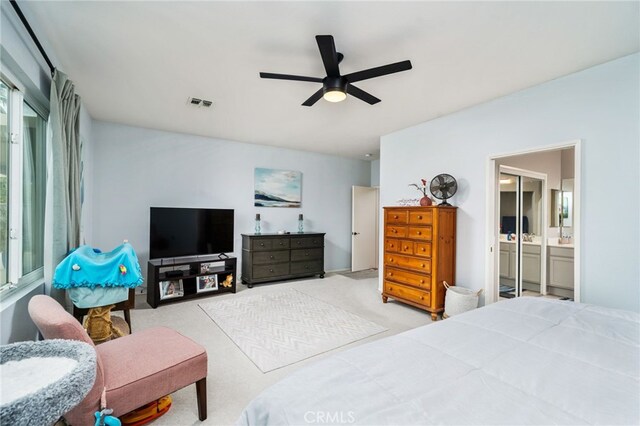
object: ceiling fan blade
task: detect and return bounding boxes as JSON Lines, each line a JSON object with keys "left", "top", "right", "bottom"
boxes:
{"left": 302, "top": 88, "right": 324, "bottom": 107}
{"left": 344, "top": 60, "right": 412, "bottom": 83}
{"left": 347, "top": 84, "right": 381, "bottom": 105}
{"left": 260, "top": 72, "right": 323, "bottom": 83}
{"left": 316, "top": 35, "right": 340, "bottom": 77}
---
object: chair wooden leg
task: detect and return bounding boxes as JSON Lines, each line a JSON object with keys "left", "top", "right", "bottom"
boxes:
{"left": 196, "top": 378, "right": 207, "bottom": 421}
{"left": 123, "top": 308, "right": 132, "bottom": 332}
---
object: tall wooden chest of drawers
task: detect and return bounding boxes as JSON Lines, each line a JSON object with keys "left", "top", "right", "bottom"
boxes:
{"left": 241, "top": 233, "right": 325, "bottom": 288}
{"left": 382, "top": 206, "right": 456, "bottom": 320}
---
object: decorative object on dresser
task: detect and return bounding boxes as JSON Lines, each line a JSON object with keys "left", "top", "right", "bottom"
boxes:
{"left": 255, "top": 213, "right": 261, "bottom": 234}
{"left": 241, "top": 233, "right": 325, "bottom": 288}
{"left": 382, "top": 206, "right": 457, "bottom": 320}
{"left": 409, "top": 178, "right": 433, "bottom": 206}
{"left": 429, "top": 173, "right": 458, "bottom": 206}
{"left": 147, "top": 255, "right": 236, "bottom": 308}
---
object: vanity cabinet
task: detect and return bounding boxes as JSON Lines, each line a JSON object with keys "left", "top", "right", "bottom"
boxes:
{"left": 548, "top": 246, "right": 574, "bottom": 298}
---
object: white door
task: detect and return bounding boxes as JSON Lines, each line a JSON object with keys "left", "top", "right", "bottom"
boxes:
{"left": 351, "top": 186, "right": 379, "bottom": 272}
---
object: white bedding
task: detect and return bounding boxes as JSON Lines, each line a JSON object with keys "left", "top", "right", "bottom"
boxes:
{"left": 238, "top": 297, "right": 639, "bottom": 425}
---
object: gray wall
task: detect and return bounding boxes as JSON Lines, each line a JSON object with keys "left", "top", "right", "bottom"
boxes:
{"left": 380, "top": 53, "right": 639, "bottom": 312}
{"left": 370, "top": 159, "right": 380, "bottom": 187}
{"left": 91, "top": 121, "right": 371, "bottom": 285}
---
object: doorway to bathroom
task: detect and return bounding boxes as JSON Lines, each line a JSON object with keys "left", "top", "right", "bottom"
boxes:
{"left": 485, "top": 141, "right": 580, "bottom": 304}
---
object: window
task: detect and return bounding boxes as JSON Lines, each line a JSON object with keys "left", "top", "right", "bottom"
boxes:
{"left": 0, "top": 75, "right": 48, "bottom": 298}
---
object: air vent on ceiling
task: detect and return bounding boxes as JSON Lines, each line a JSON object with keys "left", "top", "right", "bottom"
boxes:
{"left": 187, "top": 97, "right": 213, "bottom": 108}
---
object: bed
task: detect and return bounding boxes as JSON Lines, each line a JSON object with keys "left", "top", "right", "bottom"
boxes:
{"left": 238, "top": 297, "right": 639, "bottom": 425}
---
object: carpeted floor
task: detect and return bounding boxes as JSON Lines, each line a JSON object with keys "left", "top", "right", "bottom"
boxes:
{"left": 128, "top": 274, "right": 432, "bottom": 425}
{"left": 337, "top": 268, "right": 379, "bottom": 280}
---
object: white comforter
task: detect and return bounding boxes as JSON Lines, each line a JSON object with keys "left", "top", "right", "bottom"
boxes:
{"left": 238, "top": 297, "right": 639, "bottom": 425}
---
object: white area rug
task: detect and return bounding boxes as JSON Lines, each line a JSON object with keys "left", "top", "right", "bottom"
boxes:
{"left": 198, "top": 288, "right": 387, "bottom": 372}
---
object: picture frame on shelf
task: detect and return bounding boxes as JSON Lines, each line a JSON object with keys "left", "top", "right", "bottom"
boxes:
{"left": 197, "top": 274, "right": 218, "bottom": 293}
{"left": 159, "top": 279, "right": 184, "bottom": 300}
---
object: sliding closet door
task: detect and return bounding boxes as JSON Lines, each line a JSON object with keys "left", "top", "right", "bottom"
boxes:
{"left": 498, "top": 173, "right": 519, "bottom": 299}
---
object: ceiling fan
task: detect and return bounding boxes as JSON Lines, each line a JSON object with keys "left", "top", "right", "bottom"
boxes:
{"left": 259, "top": 35, "right": 412, "bottom": 106}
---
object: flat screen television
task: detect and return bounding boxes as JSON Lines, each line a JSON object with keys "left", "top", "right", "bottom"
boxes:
{"left": 149, "top": 207, "right": 234, "bottom": 259}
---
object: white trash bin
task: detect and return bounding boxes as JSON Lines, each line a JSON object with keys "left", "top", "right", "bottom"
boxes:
{"left": 443, "top": 281, "right": 482, "bottom": 318}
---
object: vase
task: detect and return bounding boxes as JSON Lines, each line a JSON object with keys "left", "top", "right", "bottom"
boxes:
{"left": 419, "top": 196, "right": 432, "bottom": 206}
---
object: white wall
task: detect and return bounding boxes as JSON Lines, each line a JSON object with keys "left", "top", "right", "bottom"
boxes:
{"left": 91, "top": 121, "right": 371, "bottom": 286}
{"left": 381, "top": 53, "right": 639, "bottom": 312}
{"left": 370, "top": 159, "right": 380, "bottom": 187}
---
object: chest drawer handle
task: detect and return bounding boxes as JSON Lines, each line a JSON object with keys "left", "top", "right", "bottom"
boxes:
{"left": 404, "top": 246, "right": 409, "bottom": 250}
{"left": 313, "top": 240, "right": 317, "bottom": 244}
{"left": 388, "top": 257, "right": 394, "bottom": 262}
{"left": 421, "top": 247, "right": 426, "bottom": 252}
{"left": 297, "top": 241, "right": 301, "bottom": 245}
{"left": 417, "top": 231, "right": 422, "bottom": 235}
{"left": 270, "top": 255, "right": 274, "bottom": 259}
{"left": 279, "top": 242, "right": 284, "bottom": 246}
{"left": 421, "top": 263, "right": 426, "bottom": 268}
{"left": 260, "top": 243, "right": 265, "bottom": 247}
{"left": 392, "top": 229, "right": 397, "bottom": 233}
{"left": 420, "top": 279, "right": 424, "bottom": 284}
{"left": 388, "top": 272, "right": 393, "bottom": 277}
{"left": 418, "top": 215, "right": 423, "bottom": 219}
{"left": 305, "top": 252, "right": 309, "bottom": 256}
{"left": 393, "top": 215, "right": 398, "bottom": 219}
{"left": 305, "top": 265, "right": 310, "bottom": 269}
{"left": 269, "top": 269, "right": 274, "bottom": 273}
{"left": 389, "top": 243, "right": 395, "bottom": 248}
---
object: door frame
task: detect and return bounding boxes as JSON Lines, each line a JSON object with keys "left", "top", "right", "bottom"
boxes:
{"left": 498, "top": 166, "right": 548, "bottom": 299}
{"left": 485, "top": 139, "right": 581, "bottom": 304}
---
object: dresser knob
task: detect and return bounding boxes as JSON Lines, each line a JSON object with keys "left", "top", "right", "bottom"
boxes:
{"left": 389, "top": 258, "right": 393, "bottom": 262}
{"left": 388, "top": 272, "right": 393, "bottom": 276}
{"left": 417, "top": 231, "right": 422, "bottom": 235}
{"left": 418, "top": 215, "right": 422, "bottom": 219}
{"left": 260, "top": 243, "right": 265, "bottom": 247}
{"left": 305, "top": 266, "right": 310, "bottom": 269}
{"left": 393, "top": 215, "right": 398, "bottom": 219}
{"left": 305, "top": 252, "right": 309, "bottom": 256}
{"left": 420, "top": 279, "right": 424, "bottom": 284}
{"left": 421, "top": 247, "right": 426, "bottom": 252}
{"left": 270, "top": 255, "right": 274, "bottom": 259}
{"left": 404, "top": 246, "right": 409, "bottom": 250}
{"left": 392, "top": 229, "right": 397, "bottom": 233}
{"left": 421, "top": 264, "right": 426, "bottom": 268}
{"left": 279, "top": 242, "right": 284, "bottom": 246}
{"left": 313, "top": 240, "right": 317, "bottom": 244}
{"left": 390, "top": 244, "right": 394, "bottom": 248}
{"left": 297, "top": 241, "right": 301, "bottom": 245}
{"left": 269, "top": 269, "right": 274, "bottom": 273}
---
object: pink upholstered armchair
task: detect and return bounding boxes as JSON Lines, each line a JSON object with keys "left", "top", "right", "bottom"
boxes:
{"left": 28, "top": 295, "right": 208, "bottom": 426}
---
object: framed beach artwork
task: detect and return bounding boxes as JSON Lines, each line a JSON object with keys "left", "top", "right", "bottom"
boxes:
{"left": 254, "top": 168, "right": 302, "bottom": 207}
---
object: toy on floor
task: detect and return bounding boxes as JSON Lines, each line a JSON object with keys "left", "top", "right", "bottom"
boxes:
{"left": 119, "top": 395, "right": 172, "bottom": 426}
{"left": 95, "top": 388, "right": 121, "bottom": 426}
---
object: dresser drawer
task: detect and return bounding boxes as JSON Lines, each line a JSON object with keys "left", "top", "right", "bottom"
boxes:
{"left": 385, "top": 253, "right": 431, "bottom": 273}
{"left": 291, "top": 236, "right": 323, "bottom": 249}
{"left": 398, "top": 240, "right": 414, "bottom": 255}
{"left": 385, "top": 239, "right": 400, "bottom": 253}
{"left": 409, "top": 210, "right": 433, "bottom": 225}
{"left": 385, "top": 226, "right": 407, "bottom": 238}
{"left": 386, "top": 209, "right": 408, "bottom": 224}
{"left": 408, "top": 226, "right": 432, "bottom": 241}
{"left": 384, "top": 267, "right": 431, "bottom": 290}
{"left": 414, "top": 242, "right": 432, "bottom": 258}
{"left": 291, "top": 248, "right": 323, "bottom": 262}
{"left": 251, "top": 238, "right": 290, "bottom": 251}
{"left": 384, "top": 281, "right": 431, "bottom": 307}
{"left": 253, "top": 250, "right": 290, "bottom": 265}
{"left": 253, "top": 263, "right": 289, "bottom": 278}
{"left": 290, "top": 260, "right": 323, "bottom": 275}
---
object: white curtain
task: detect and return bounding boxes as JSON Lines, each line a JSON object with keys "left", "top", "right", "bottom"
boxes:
{"left": 44, "top": 70, "right": 81, "bottom": 303}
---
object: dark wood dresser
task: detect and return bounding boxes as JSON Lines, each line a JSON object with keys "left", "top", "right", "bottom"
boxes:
{"left": 241, "top": 233, "right": 325, "bottom": 287}
{"left": 382, "top": 206, "right": 457, "bottom": 320}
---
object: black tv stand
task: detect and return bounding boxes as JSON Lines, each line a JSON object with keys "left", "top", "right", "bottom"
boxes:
{"left": 147, "top": 254, "right": 236, "bottom": 308}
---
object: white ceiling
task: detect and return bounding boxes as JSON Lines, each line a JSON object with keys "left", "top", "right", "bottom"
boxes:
{"left": 23, "top": 1, "right": 639, "bottom": 159}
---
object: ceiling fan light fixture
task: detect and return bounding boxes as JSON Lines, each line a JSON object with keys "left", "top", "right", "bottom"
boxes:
{"left": 323, "top": 89, "right": 347, "bottom": 103}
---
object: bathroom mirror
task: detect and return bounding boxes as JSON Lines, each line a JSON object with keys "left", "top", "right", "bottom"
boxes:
{"left": 561, "top": 178, "right": 574, "bottom": 228}
{"left": 550, "top": 189, "right": 562, "bottom": 227}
